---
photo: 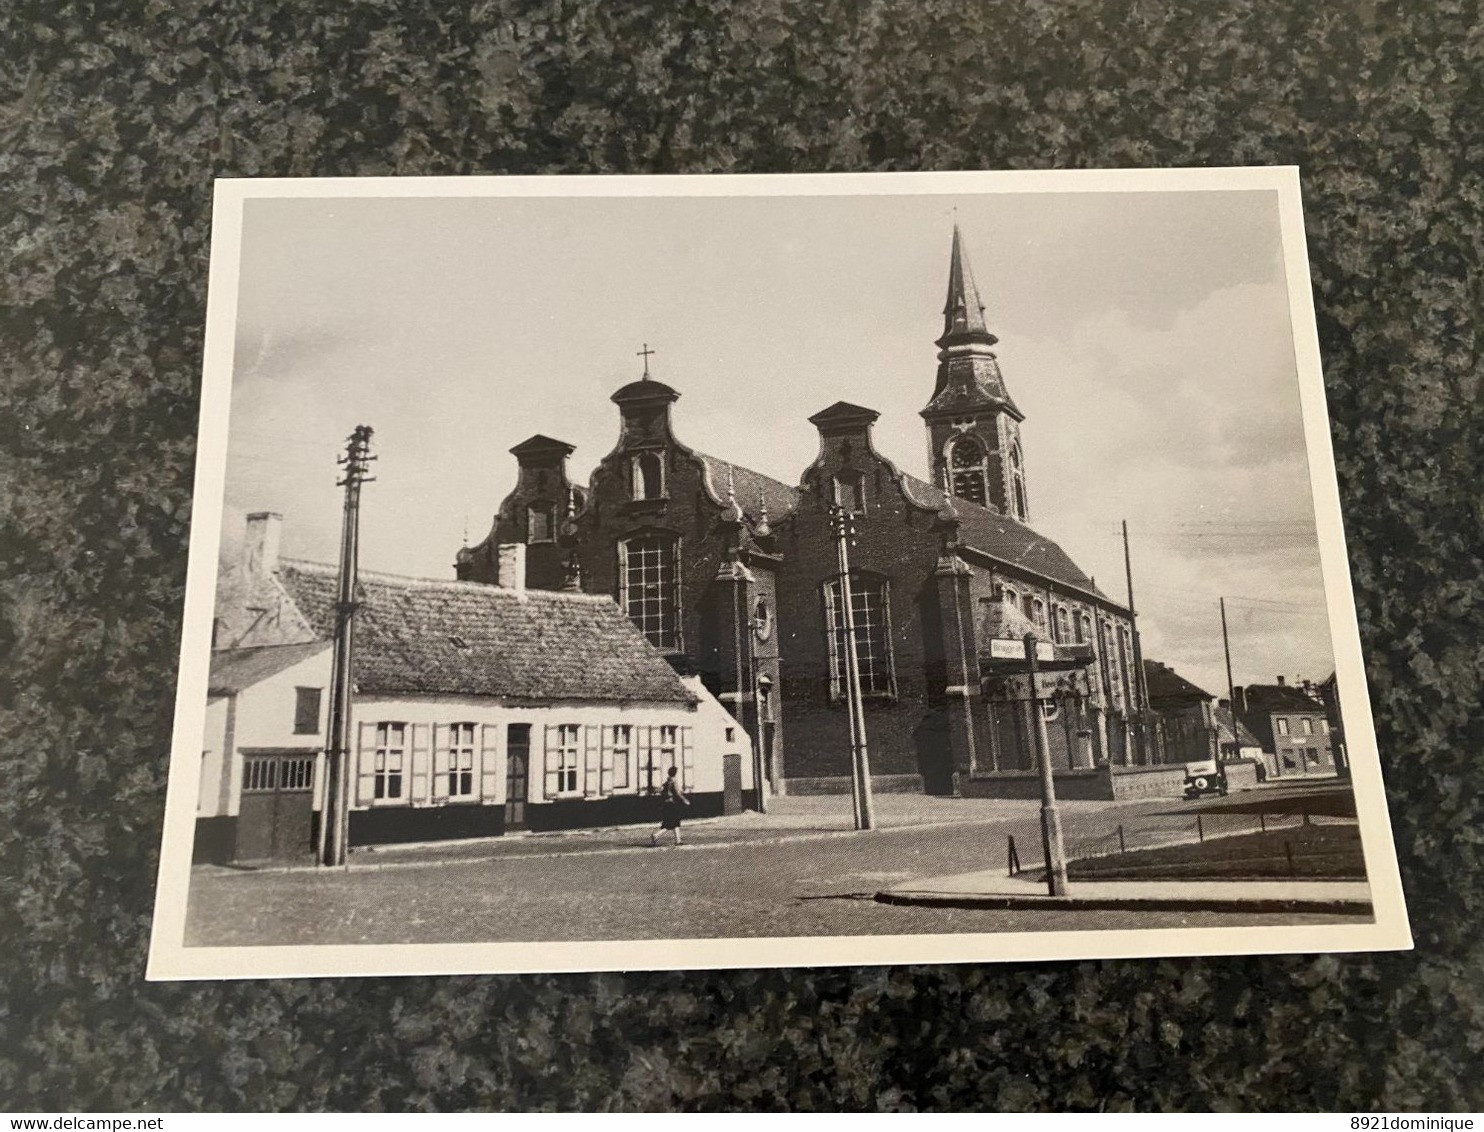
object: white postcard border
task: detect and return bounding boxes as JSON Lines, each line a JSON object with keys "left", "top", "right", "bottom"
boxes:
{"left": 147, "top": 167, "right": 1411, "bottom": 981}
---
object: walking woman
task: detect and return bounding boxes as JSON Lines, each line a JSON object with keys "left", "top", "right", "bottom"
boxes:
{"left": 650, "top": 766, "right": 690, "bottom": 847}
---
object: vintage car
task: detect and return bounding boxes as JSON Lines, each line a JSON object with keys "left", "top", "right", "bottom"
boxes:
{"left": 1183, "top": 758, "right": 1229, "bottom": 799}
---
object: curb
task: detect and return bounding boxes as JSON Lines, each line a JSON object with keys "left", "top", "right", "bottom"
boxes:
{"left": 874, "top": 890, "right": 1375, "bottom": 915}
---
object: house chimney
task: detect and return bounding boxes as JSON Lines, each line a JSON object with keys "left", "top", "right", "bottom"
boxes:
{"left": 496, "top": 541, "right": 527, "bottom": 592}
{"left": 1276, "top": 674, "right": 1285, "bottom": 686}
{"left": 1233, "top": 685, "right": 1247, "bottom": 713}
{"left": 244, "top": 512, "right": 282, "bottom": 580}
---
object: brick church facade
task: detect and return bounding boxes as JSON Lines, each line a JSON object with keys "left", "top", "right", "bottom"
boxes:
{"left": 457, "top": 229, "right": 1152, "bottom": 799}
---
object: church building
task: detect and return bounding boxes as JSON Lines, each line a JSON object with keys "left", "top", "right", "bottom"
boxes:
{"left": 458, "top": 228, "right": 1161, "bottom": 801}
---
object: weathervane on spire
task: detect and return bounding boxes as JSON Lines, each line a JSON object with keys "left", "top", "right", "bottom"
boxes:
{"left": 637, "top": 342, "right": 656, "bottom": 379}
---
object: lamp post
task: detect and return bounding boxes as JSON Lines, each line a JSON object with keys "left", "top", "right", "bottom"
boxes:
{"left": 831, "top": 503, "right": 875, "bottom": 832}
{"left": 1024, "top": 632, "right": 1069, "bottom": 896}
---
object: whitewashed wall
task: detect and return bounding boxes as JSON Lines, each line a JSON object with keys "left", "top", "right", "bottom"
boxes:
{"left": 200, "top": 650, "right": 330, "bottom": 818}
{"left": 350, "top": 685, "right": 752, "bottom": 814}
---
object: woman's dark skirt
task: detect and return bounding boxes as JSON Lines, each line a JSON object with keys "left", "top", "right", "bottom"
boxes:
{"left": 660, "top": 805, "right": 682, "bottom": 830}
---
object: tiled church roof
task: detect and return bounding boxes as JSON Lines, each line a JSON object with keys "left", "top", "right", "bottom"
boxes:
{"left": 694, "top": 452, "right": 800, "bottom": 524}
{"left": 277, "top": 560, "right": 695, "bottom": 704}
{"left": 899, "top": 474, "right": 1108, "bottom": 599}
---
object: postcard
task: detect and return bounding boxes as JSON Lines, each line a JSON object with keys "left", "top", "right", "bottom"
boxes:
{"left": 147, "top": 168, "right": 1411, "bottom": 979}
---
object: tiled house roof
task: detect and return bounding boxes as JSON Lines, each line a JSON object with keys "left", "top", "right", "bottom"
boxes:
{"left": 1144, "top": 660, "right": 1213, "bottom": 704}
{"left": 1214, "top": 705, "right": 1262, "bottom": 749}
{"left": 899, "top": 473, "right": 1107, "bottom": 599}
{"left": 277, "top": 561, "right": 695, "bottom": 704}
{"left": 209, "top": 640, "right": 330, "bottom": 696}
{"left": 1242, "top": 683, "right": 1326, "bottom": 714}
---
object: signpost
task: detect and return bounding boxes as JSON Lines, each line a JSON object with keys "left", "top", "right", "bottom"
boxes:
{"left": 1024, "top": 633, "right": 1070, "bottom": 896}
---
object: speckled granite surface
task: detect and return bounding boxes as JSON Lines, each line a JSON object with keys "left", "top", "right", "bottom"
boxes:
{"left": 2, "top": 0, "right": 1481, "bottom": 1112}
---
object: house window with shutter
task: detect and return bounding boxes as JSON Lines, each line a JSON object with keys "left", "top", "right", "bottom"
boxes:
{"left": 553, "top": 724, "right": 581, "bottom": 794}
{"left": 610, "top": 725, "right": 631, "bottom": 791}
{"left": 374, "top": 723, "right": 406, "bottom": 800}
{"left": 657, "top": 725, "right": 678, "bottom": 777}
{"left": 445, "top": 723, "right": 476, "bottom": 798}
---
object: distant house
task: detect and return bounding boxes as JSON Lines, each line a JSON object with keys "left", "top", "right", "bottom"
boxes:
{"left": 198, "top": 514, "right": 756, "bottom": 864}
{"left": 1235, "top": 678, "right": 1336, "bottom": 778}
{"left": 1317, "top": 671, "right": 1349, "bottom": 775}
{"left": 1143, "top": 660, "right": 1219, "bottom": 765}
{"left": 1212, "top": 702, "right": 1264, "bottom": 765}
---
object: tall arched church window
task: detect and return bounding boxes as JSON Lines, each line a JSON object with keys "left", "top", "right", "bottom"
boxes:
{"left": 631, "top": 451, "right": 665, "bottom": 501}
{"left": 1010, "top": 443, "right": 1029, "bottom": 521}
{"left": 618, "top": 535, "right": 680, "bottom": 650}
{"left": 948, "top": 436, "right": 989, "bottom": 507}
{"left": 1054, "top": 605, "right": 1070, "bottom": 644}
{"left": 822, "top": 572, "right": 896, "bottom": 699}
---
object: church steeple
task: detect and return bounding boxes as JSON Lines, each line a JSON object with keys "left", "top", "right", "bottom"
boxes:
{"left": 921, "top": 226, "right": 1031, "bottom": 523}
{"left": 938, "top": 225, "right": 997, "bottom": 347}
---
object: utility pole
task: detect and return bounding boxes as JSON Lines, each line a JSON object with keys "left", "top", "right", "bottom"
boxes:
{"left": 1025, "top": 633, "right": 1069, "bottom": 896}
{"left": 319, "top": 425, "right": 375, "bottom": 868}
{"left": 831, "top": 503, "right": 875, "bottom": 831}
{"left": 1122, "top": 519, "right": 1149, "bottom": 762}
{"left": 1220, "top": 596, "right": 1248, "bottom": 772}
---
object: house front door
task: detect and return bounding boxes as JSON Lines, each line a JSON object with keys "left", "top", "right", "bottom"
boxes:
{"left": 505, "top": 724, "right": 530, "bottom": 829}
{"left": 236, "top": 750, "right": 317, "bottom": 862}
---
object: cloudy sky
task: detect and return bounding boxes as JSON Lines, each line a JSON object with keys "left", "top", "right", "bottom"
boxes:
{"left": 221, "top": 184, "right": 1336, "bottom": 697}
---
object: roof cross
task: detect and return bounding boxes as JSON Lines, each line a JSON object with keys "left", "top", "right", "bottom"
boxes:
{"left": 637, "top": 342, "right": 656, "bottom": 379}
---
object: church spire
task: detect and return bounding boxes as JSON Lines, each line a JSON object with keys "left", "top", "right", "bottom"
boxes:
{"left": 921, "top": 225, "right": 1030, "bottom": 523}
{"left": 939, "top": 225, "right": 998, "bottom": 347}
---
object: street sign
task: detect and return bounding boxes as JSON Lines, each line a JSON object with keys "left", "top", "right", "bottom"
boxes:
{"left": 988, "top": 638, "right": 1055, "bottom": 662}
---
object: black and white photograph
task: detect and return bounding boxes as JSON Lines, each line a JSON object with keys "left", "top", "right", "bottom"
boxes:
{"left": 147, "top": 169, "right": 1409, "bottom": 979}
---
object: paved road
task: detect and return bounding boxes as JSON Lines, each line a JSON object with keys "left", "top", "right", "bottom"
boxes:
{"left": 185, "top": 782, "right": 1367, "bottom": 947}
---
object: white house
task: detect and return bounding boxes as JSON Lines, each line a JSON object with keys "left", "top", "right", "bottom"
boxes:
{"left": 198, "top": 640, "right": 331, "bottom": 863}
{"left": 196, "top": 514, "right": 757, "bottom": 864}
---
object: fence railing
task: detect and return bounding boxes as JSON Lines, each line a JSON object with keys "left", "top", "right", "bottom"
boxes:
{"left": 1007, "top": 809, "right": 1359, "bottom": 880}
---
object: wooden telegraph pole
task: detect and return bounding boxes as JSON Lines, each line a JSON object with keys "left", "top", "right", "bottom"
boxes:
{"left": 1220, "top": 596, "right": 1244, "bottom": 769}
{"left": 831, "top": 503, "right": 875, "bottom": 831}
{"left": 1121, "top": 519, "right": 1150, "bottom": 761}
{"left": 319, "top": 425, "right": 375, "bottom": 868}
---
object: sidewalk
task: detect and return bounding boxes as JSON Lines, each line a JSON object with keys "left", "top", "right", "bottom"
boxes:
{"left": 339, "top": 793, "right": 1052, "bottom": 869}
{"left": 200, "top": 793, "right": 1081, "bottom": 876}
{"left": 877, "top": 869, "right": 1374, "bottom": 915}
